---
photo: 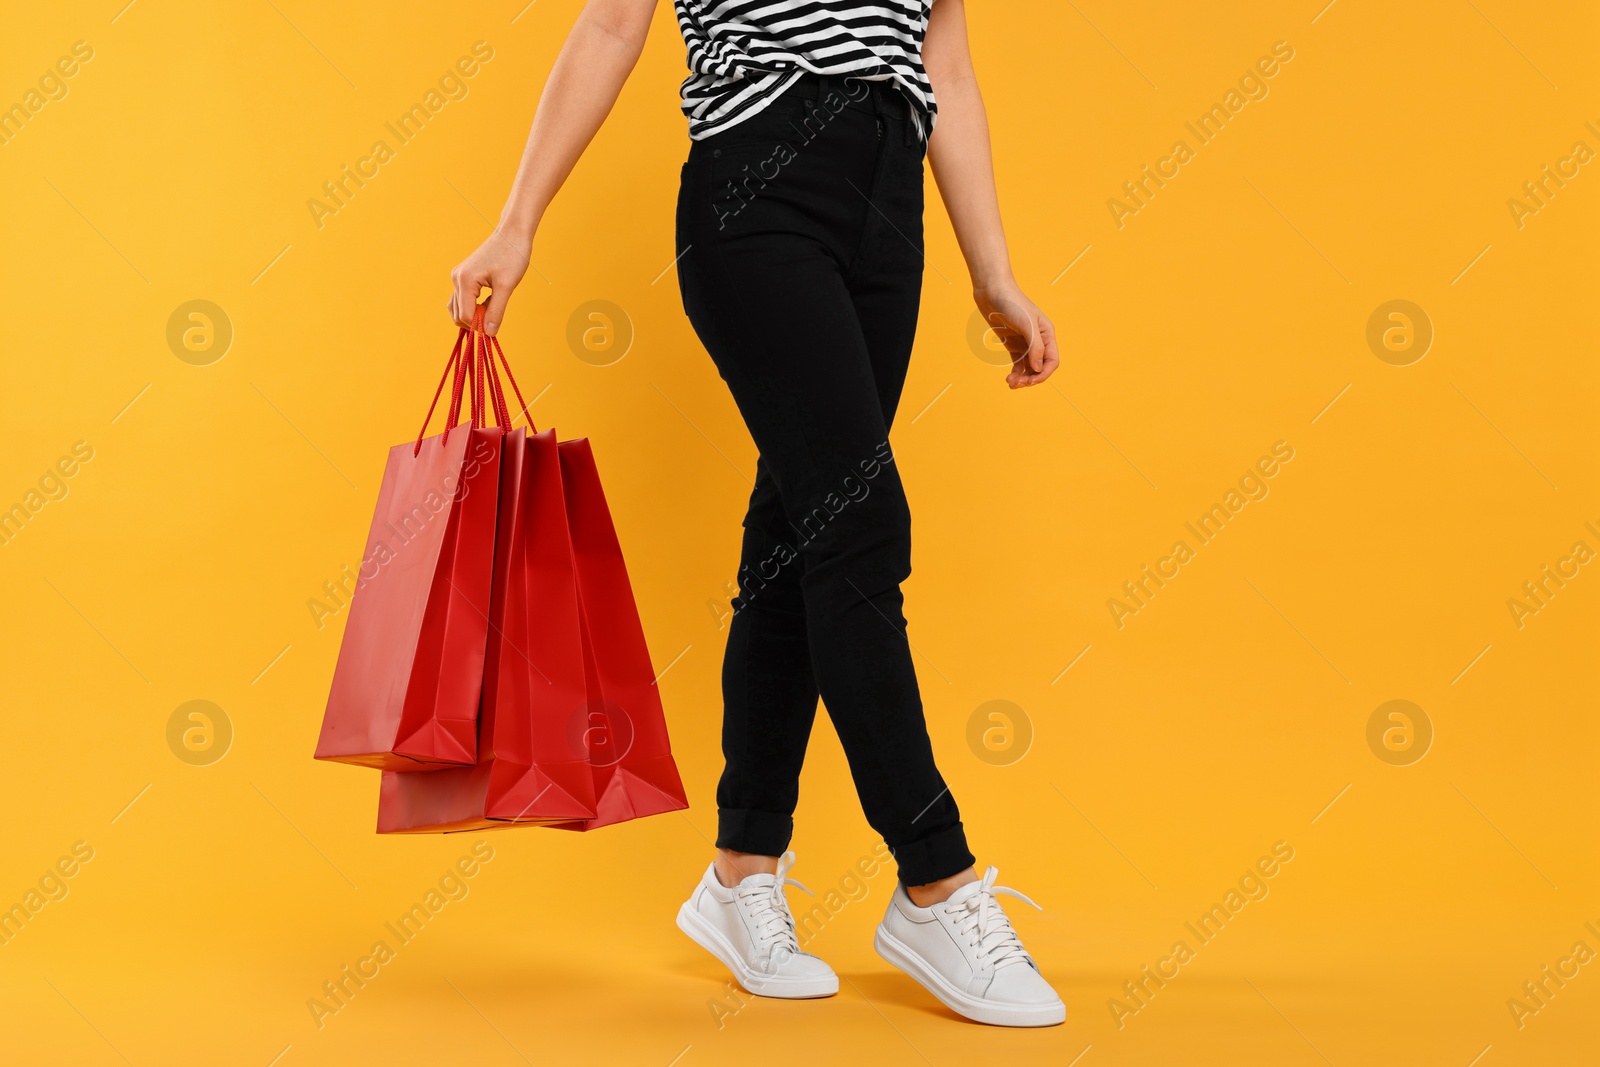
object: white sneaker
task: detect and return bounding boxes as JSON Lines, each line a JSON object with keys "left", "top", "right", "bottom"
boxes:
{"left": 875, "top": 866, "right": 1065, "bottom": 1026}
{"left": 676, "top": 850, "right": 838, "bottom": 998}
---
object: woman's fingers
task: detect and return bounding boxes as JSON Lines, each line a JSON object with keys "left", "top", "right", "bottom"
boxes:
{"left": 1023, "top": 316, "right": 1045, "bottom": 375}
{"left": 449, "top": 265, "right": 516, "bottom": 336}
{"left": 481, "top": 284, "right": 511, "bottom": 337}
{"left": 450, "top": 230, "right": 533, "bottom": 333}
{"left": 1029, "top": 314, "right": 1060, "bottom": 385}
{"left": 982, "top": 294, "right": 1060, "bottom": 389}
{"left": 999, "top": 311, "right": 1057, "bottom": 388}
{"left": 451, "top": 269, "right": 481, "bottom": 328}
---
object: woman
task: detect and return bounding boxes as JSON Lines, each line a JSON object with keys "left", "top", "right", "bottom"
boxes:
{"left": 449, "top": 0, "right": 1063, "bottom": 1027}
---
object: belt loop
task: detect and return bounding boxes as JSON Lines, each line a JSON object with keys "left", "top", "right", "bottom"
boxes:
{"left": 877, "top": 82, "right": 915, "bottom": 148}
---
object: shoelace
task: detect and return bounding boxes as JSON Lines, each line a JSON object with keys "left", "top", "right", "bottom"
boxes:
{"left": 734, "top": 850, "right": 813, "bottom": 969}
{"left": 942, "top": 866, "right": 1041, "bottom": 971}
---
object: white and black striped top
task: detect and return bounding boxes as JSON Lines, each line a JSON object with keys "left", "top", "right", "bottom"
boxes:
{"left": 673, "top": 0, "right": 938, "bottom": 141}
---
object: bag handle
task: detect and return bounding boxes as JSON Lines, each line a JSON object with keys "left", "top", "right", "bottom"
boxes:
{"left": 473, "top": 307, "right": 511, "bottom": 430}
{"left": 479, "top": 306, "right": 532, "bottom": 432}
{"left": 414, "top": 304, "right": 536, "bottom": 456}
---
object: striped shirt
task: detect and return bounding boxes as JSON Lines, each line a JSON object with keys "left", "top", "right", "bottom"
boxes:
{"left": 673, "top": 1, "right": 938, "bottom": 142}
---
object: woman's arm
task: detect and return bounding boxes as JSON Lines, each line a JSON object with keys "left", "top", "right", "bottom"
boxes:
{"left": 923, "top": 0, "right": 1060, "bottom": 388}
{"left": 450, "top": 0, "right": 660, "bottom": 334}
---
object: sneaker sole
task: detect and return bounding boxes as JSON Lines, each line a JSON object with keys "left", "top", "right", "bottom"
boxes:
{"left": 874, "top": 926, "right": 1066, "bottom": 1027}
{"left": 676, "top": 902, "right": 839, "bottom": 999}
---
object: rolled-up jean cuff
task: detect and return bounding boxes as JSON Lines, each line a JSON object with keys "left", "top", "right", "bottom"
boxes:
{"left": 715, "top": 808, "right": 794, "bottom": 856}
{"left": 890, "top": 823, "right": 976, "bottom": 886}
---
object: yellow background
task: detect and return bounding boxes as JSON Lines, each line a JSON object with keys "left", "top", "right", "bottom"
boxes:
{"left": 2, "top": 1, "right": 1595, "bottom": 1064}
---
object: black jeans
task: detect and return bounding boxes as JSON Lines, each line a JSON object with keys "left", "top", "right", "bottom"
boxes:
{"left": 676, "top": 73, "right": 974, "bottom": 886}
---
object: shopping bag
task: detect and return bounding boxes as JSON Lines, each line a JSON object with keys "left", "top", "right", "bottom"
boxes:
{"left": 378, "top": 418, "right": 599, "bottom": 832}
{"left": 544, "top": 438, "right": 689, "bottom": 831}
{"left": 314, "top": 324, "right": 506, "bottom": 771}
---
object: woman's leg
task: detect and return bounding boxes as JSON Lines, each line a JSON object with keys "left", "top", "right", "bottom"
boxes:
{"left": 678, "top": 78, "right": 973, "bottom": 887}
{"left": 713, "top": 461, "right": 819, "bottom": 874}
{"left": 675, "top": 75, "right": 1062, "bottom": 1026}
{"left": 839, "top": 108, "right": 980, "bottom": 902}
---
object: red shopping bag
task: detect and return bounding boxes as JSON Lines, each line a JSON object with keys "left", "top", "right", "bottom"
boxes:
{"left": 378, "top": 421, "right": 598, "bottom": 832}
{"left": 314, "top": 325, "right": 507, "bottom": 771}
{"left": 545, "top": 439, "right": 689, "bottom": 831}
{"left": 376, "top": 321, "right": 687, "bottom": 833}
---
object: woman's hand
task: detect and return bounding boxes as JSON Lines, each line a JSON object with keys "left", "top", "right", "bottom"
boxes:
{"left": 448, "top": 228, "right": 532, "bottom": 336}
{"left": 974, "top": 282, "right": 1061, "bottom": 389}
{"left": 446, "top": 0, "right": 659, "bottom": 335}
{"left": 923, "top": 3, "right": 1061, "bottom": 390}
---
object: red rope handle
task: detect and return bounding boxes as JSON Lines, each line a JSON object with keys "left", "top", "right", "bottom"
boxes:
{"left": 447, "top": 327, "right": 471, "bottom": 438}
{"left": 465, "top": 330, "right": 479, "bottom": 429}
{"left": 414, "top": 330, "right": 466, "bottom": 456}
{"left": 490, "top": 337, "right": 532, "bottom": 431}
{"left": 483, "top": 342, "right": 508, "bottom": 425}
{"left": 413, "top": 303, "right": 533, "bottom": 455}
{"left": 476, "top": 331, "right": 489, "bottom": 426}
{"left": 470, "top": 306, "right": 488, "bottom": 429}
{"left": 481, "top": 327, "right": 512, "bottom": 429}
{"left": 491, "top": 352, "right": 511, "bottom": 428}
